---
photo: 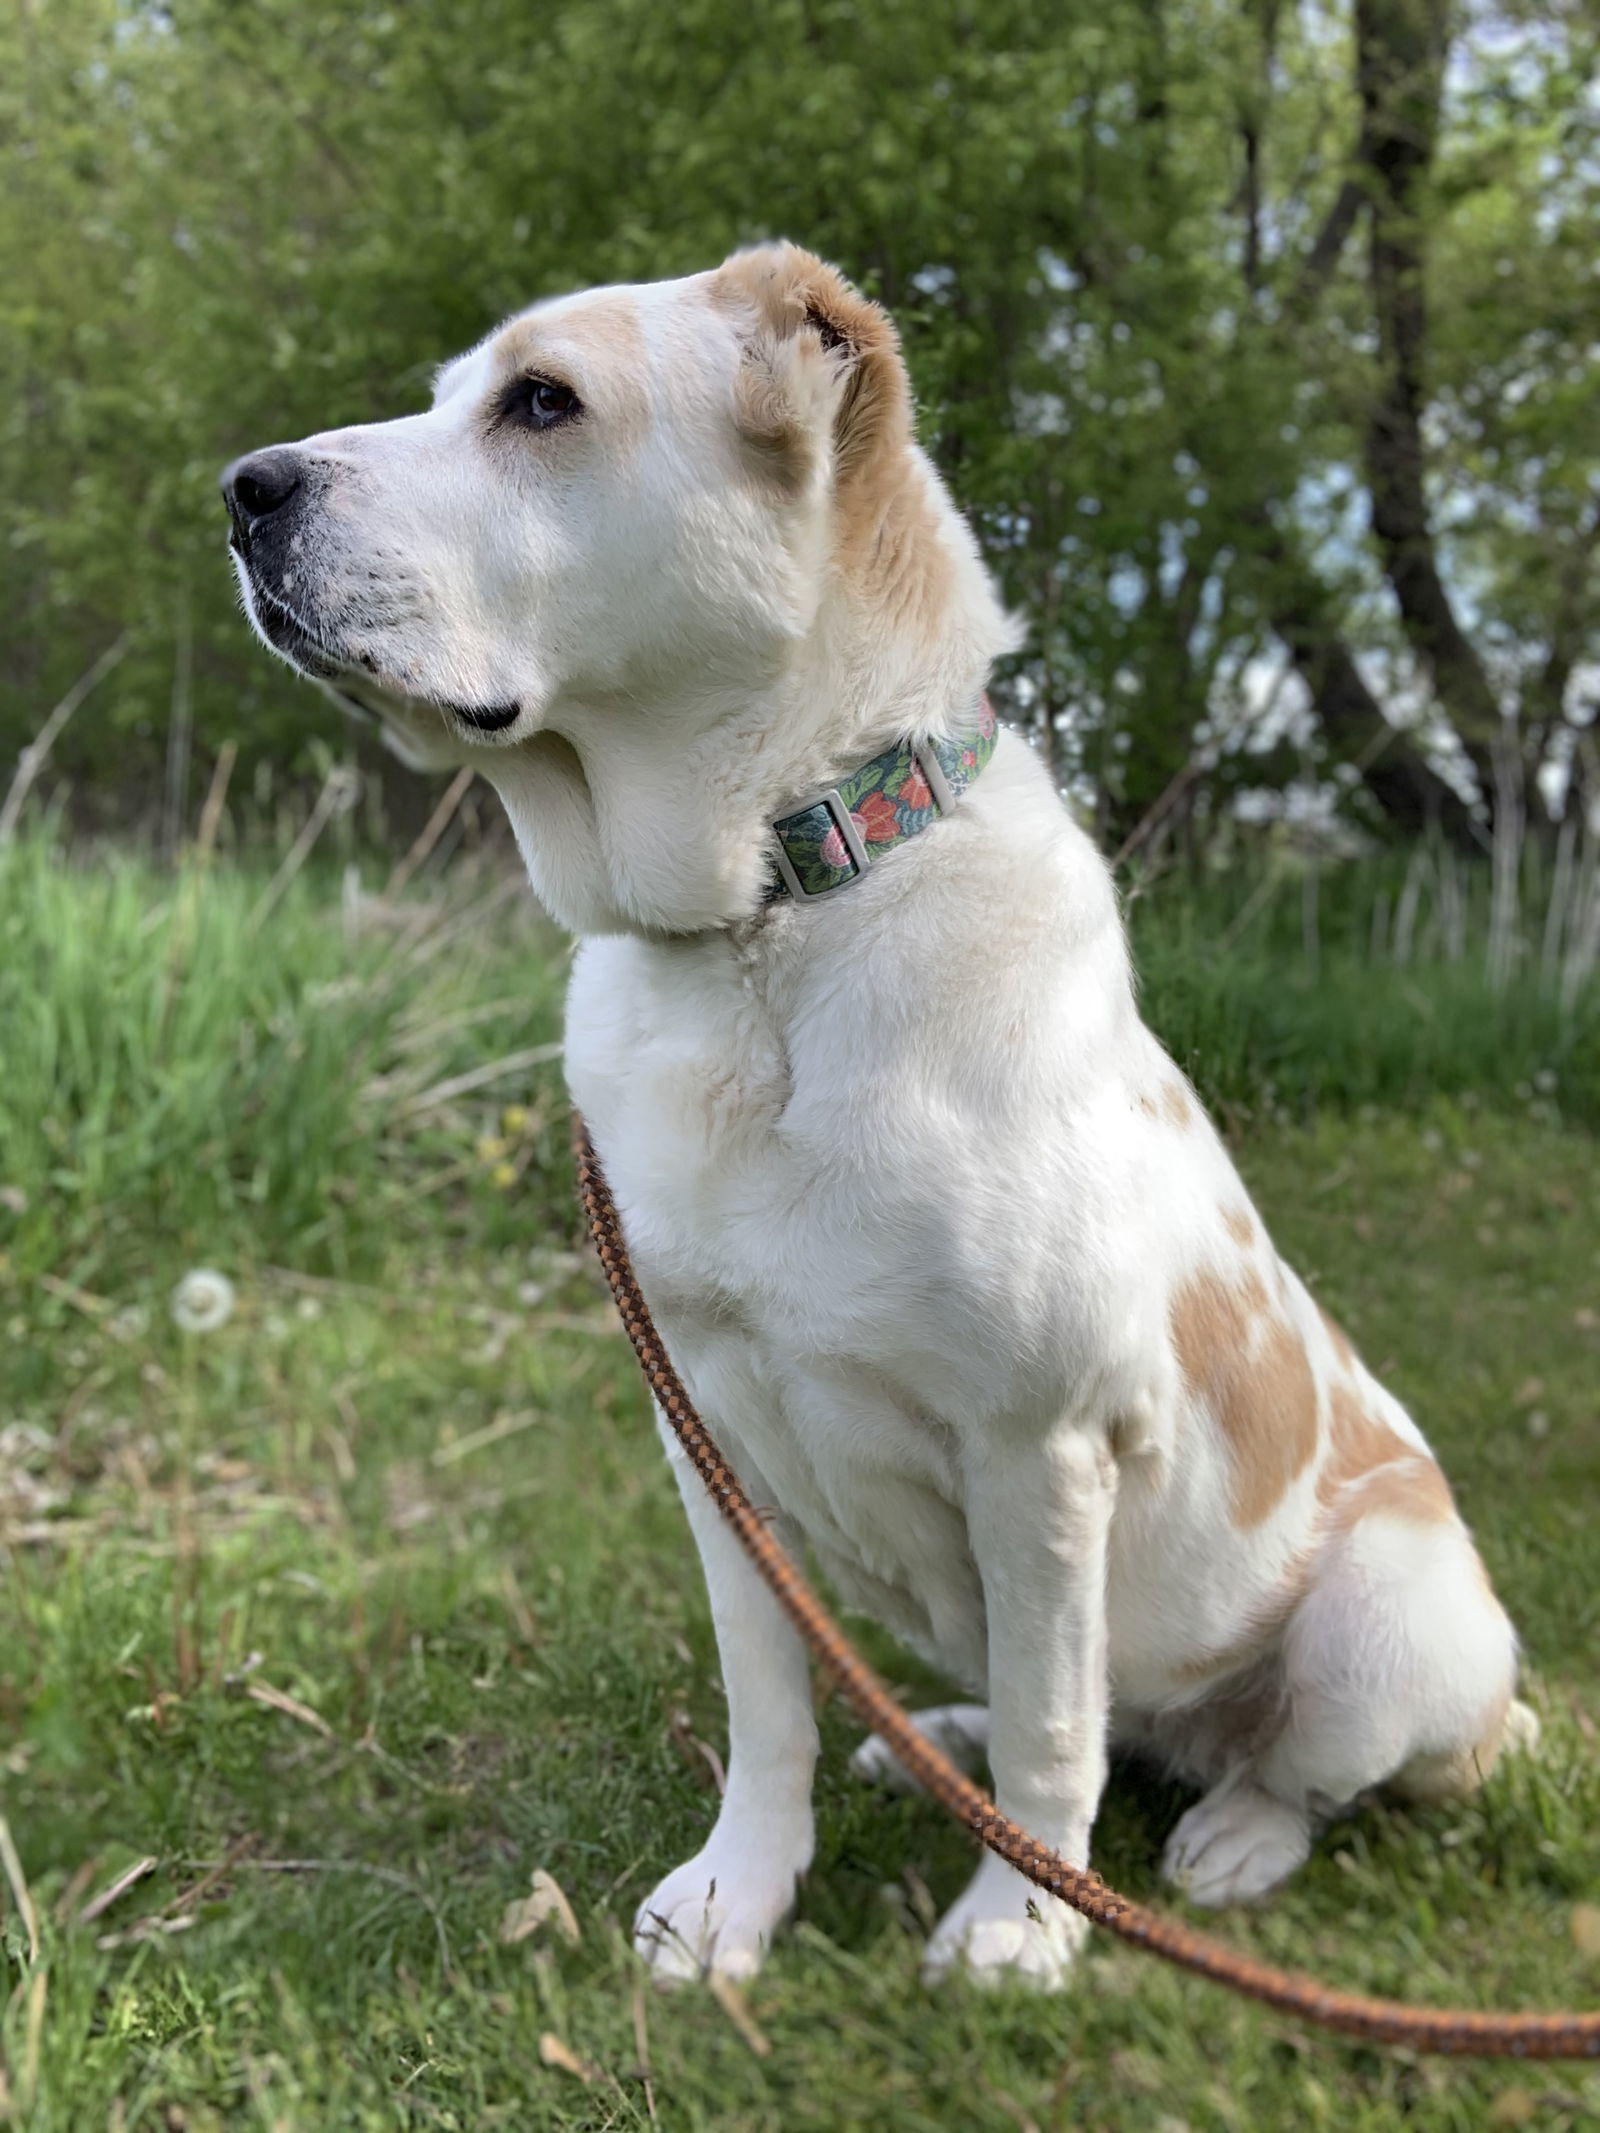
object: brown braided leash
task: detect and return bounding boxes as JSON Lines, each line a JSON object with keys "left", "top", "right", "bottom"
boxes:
{"left": 574, "top": 1116, "right": 1599, "bottom": 2058}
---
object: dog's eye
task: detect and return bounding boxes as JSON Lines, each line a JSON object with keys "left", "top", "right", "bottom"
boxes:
{"left": 502, "top": 375, "right": 582, "bottom": 432}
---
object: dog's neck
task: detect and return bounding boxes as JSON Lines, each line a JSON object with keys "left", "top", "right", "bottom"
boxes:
{"left": 482, "top": 473, "right": 1015, "bottom": 939}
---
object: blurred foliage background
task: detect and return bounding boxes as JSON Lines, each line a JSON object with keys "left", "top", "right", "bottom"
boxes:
{"left": 3, "top": 0, "right": 1597, "bottom": 855}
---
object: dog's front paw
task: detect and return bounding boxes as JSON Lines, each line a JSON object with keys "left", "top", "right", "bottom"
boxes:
{"left": 1161, "top": 1775, "right": 1311, "bottom": 1906}
{"left": 921, "top": 1859, "right": 1089, "bottom": 1991}
{"left": 633, "top": 1824, "right": 808, "bottom": 1985}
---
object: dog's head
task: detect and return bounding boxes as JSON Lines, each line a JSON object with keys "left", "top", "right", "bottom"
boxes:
{"left": 223, "top": 244, "right": 924, "bottom": 758}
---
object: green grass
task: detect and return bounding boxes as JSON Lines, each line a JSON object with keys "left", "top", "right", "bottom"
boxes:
{"left": 1128, "top": 853, "right": 1600, "bottom": 1132}
{"left": 0, "top": 830, "right": 573, "bottom": 1286}
{"left": 1, "top": 833, "right": 1598, "bottom": 2129}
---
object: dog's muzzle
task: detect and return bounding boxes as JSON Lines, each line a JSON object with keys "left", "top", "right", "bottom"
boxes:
{"left": 219, "top": 446, "right": 523, "bottom": 731}
{"left": 219, "top": 445, "right": 341, "bottom": 676}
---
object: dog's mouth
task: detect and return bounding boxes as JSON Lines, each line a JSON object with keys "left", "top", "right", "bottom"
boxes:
{"left": 239, "top": 564, "right": 520, "bottom": 733}
{"left": 243, "top": 575, "right": 344, "bottom": 681}
{"left": 440, "top": 698, "right": 521, "bottom": 733}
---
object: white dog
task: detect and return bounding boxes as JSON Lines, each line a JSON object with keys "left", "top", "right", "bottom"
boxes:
{"left": 225, "top": 243, "right": 1532, "bottom": 1990}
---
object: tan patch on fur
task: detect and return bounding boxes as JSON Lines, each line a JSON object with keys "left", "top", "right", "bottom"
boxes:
{"left": 727, "top": 374, "right": 811, "bottom": 495}
{"left": 1160, "top": 1080, "right": 1196, "bottom": 1129}
{"left": 1323, "top": 1383, "right": 1403, "bottom": 1474}
{"left": 1341, "top": 1455, "right": 1456, "bottom": 1527}
{"left": 1221, "top": 1205, "right": 1255, "bottom": 1248}
{"left": 1391, "top": 1686, "right": 1512, "bottom": 1803}
{"left": 491, "top": 294, "right": 651, "bottom": 450}
{"left": 1169, "top": 1267, "right": 1319, "bottom": 1528}
{"left": 852, "top": 458, "right": 955, "bottom": 637}
{"left": 1317, "top": 1303, "right": 1357, "bottom": 1373}
{"left": 1318, "top": 1383, "right": 1455, "bottom": 1531}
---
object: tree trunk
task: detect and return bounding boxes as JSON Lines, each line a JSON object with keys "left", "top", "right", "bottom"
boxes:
{"left": 1193, "top": 5, "right": 1485, "bottom": 845}
{"left": 1267, "top": 552, "right": 1479, "bottom": 840}
{"left": 1356, "top": 0, "right": 1504, "bottom": 810}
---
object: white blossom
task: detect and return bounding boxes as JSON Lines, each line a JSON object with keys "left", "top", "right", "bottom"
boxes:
{"left": 170, "top": 1268, "right": 235, "bottom": 1335}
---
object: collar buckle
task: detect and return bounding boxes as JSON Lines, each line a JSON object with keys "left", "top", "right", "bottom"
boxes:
{"left": 769, "top": 785, "right": 873, "bottom": 901}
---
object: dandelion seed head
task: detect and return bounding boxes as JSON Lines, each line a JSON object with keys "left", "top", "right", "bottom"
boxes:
{"left": 170, "top": 1267, "right": 235, "bottom": 1335}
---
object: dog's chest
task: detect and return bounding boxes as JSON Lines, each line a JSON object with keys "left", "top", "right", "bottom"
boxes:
{"left": 565, "top": 931, "right": 1019, "bottom": 1681}
{"left": 566, "top": 930, "right": 1032, "bottom": 1370}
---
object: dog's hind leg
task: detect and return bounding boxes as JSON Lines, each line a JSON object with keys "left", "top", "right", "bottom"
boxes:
{"left": 850, "top": 1705, "right": 989, "bottom": 1795}
{"left": 1162, "top": 1508, "right": 1524, "bottom": 1908}
{"left": 633, "top": 1414, "right": 820, "bottom": 1983}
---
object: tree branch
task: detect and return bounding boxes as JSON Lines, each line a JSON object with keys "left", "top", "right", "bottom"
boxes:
{"left": 1286, "top": 174, "right": 1364, "bottom": 320}
{"left": 1258, "top": 519, "right": 1477, "bottom": 839}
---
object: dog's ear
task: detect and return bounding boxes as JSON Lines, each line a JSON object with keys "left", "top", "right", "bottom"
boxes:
{"left": 711, "top": 243, "right": 911, "bottom": 491}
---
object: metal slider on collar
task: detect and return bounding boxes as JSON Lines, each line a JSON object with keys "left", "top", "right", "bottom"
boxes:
{"left": 769, "top": 740, "right": 955, "bottom": 903}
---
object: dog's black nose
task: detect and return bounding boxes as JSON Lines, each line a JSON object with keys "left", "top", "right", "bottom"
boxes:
{"left": 221, "top": 448, "right": 303, "bottom": 540}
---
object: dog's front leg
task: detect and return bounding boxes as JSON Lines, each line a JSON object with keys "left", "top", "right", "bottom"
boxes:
{"left": 924, "top": 1422, "right": 1115, "bottom": 1990}
{"left": 634, "top": 1417, "right": 819, "bottom": 1984}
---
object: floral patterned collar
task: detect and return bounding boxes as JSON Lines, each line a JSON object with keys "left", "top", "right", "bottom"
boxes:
{"left": 766, "top": 696, "right": 999, "bottom": 902}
